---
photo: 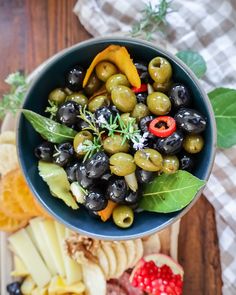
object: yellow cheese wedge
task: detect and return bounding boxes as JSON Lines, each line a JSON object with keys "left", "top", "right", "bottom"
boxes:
{"left": 48, "top": 276, "right": 85, "bottom": 294}
{"left": 54, "top": 222, "right": 82, "bottom": 284}
{"left": 8, "top": 229, "right": 51, "bottom": 287}
{"left": 26, "top": 225, "right": 37, "bottom": 246}
{"left": 21, "top": 275, "right": 36, "bottom": 294}
{"left": 39, "top": 219, "right": 65, "bottom": 277}
{"left": 11, "top": 255, "right": 29, "bottom": 277}
{"left": 29, "top": 218, "right": 57, "bottom": 275}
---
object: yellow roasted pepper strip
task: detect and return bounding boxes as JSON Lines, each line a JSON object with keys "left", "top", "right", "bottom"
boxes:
{"left": 83, "top": 45, "right": 141, "bottom": 88}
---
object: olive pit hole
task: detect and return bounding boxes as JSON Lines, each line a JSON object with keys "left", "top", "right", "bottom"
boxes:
{"left": 123, "top": 217, "right": 132, "bottom": 224}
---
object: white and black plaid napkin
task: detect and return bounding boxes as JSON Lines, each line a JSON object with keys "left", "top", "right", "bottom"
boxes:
{"left": 74, "top": 1, "right": 236, "bottom": 293}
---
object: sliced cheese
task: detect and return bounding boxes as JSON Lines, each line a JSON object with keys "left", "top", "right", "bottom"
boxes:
{"left": 54, "top": 221, "right": 82, "bottom": 284}
{"left": 11, "top": 255, "right": 29, "bottom": 277}
{"left": 8, "top": 229, "right": 51, "bottom": 288}
{"left": 31, "top": 287, "right": 48, "bottom": 295}
{"left": 48, "top": 276, "right": 85, "bottom": 294}
{"left": 26, "top": 225, "right": 37, "bottom": 246}
{"left": 29, "top": 217, "right": 57, "bottom": 275}
{"left": 39, "top": 219, "right": 65, "bottom": 277}
{"left": 21, "top": 275, "right": 36, "bottom": 294}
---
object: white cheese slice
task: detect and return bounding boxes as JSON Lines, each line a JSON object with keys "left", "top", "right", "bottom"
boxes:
{"left": 8, "top": 229, "right": 51, "bottom": 288}
{"left": 54, "top": 222, "right": 82, "bottom": 284}
{"left": 39, "top": 219, "right": 65, "bottom": 277}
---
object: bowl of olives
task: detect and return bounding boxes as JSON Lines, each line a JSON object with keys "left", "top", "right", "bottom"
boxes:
{"left": 17, "top": 37, "right": 216, "bottom": 240}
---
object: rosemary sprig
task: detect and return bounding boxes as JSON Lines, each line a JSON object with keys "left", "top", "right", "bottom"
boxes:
{"left": 45, "top": 100, "right": 58, "bottom": 119}
{"left": 131, "top": 0, "right": 173, "bottom": 40}
{"left": 78, "top": 138, "right": 103, "bottom": 162}
{"left": 78, "top": 107, "right": 104, "bottom": 140}
{"left": 0, "top": 72, "right": 28, "bottom": 119}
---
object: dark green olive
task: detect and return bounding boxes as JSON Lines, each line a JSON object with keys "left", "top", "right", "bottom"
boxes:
{"left": 95, "top": 61, "right": 118, "bottom": 82}
{"left": 88, "top": 95, "right": 110, "bottom": 112}
{"left": 73, "top": 131, "right": 93, "bottom": 156}
{"left": 162, "top": 155, "right": 179, "bottom": 174}
{"left": 106, "top": 74, "right": 130, "bottom": 93}
{"left": 148, "top": 57, "right": 172, "bottom": 84}
{"left": 134, "top": 148, "right": 163, "bottom": 171}
{"left": 66, "top": 93, "right": 88, "bottom": 106}
{"left": 111, "top": 86, "right": 137, "bottom": 112}
{"left": 153, "top": 80, "right": 173, "bottom": 93}
{"left": 110, "top": 153, "right": 136, "bottom": 176}
{"left": 103, "top": 135, "right": 129, "bottom": 154}
{"left": 49, "top": 88, "right": 67, "bottom": 104}
{"left": 147, "top": 92, "right": 171, "bottom": 115}
{"left": 112, "top": 205, "right": 134, "bottom": 228}
{"left": 131, "top": 103, "right": 150, "bottom": 121}
{"left": 183, "top": 134, "right": 204, "bottom": 154}
{"left": 84, "top": 73, "right": 102, "bottom": 96}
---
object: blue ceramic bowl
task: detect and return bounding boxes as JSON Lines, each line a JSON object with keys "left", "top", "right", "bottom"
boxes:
{"left": 17, "top": 37, "right": 216, "bottom": 240}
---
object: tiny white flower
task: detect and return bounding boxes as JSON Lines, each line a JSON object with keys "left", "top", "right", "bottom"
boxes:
{"left": 96, "top": 115, "right": 107, "bottom": 125}
{"left": 143, "top": 132, "right": 149, "bottom": 138}
{"left": 76, "top": 143, "right": 84, "bottom": 153}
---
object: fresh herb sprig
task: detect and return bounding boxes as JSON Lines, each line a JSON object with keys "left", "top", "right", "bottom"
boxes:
{"left": 0, "top": 72, "right": 28, "bottom": 119}
{"left": 131, "top": 0, "right": 173, "bottom": 40}
{"left": 78, "top": 137, "right": 103, "bottom": 162}
{"left": 45, "top": 100, "right": 58, "bottom": 119}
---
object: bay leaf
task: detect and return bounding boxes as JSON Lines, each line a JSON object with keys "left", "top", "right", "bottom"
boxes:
{"left": 22, "top": 110, "right": 77, "bottom": 143}
{"left": 208, "top": 88, "right": 236, "bottom": 148}
{"left": 139, "top": 170, "right": 205, "bottom": 213}
{"left": 176, "top": 50, "right": 207, "bottom": 78}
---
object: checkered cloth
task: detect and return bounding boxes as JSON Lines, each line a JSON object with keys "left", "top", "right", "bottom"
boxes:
{"left": 74, "top": 0, "right": 236, "bottom": 293}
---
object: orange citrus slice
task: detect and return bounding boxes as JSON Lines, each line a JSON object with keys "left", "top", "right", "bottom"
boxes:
{"left": 0, "top": 208, "right": 28, "bottom": 232}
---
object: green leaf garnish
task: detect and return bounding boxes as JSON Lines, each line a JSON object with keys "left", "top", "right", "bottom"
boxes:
{"left": 0, "top": 72, "right": 28, "bottom": 119}
{"left": 22, "top": 110, "right": 77, "bottom": 143}
{"left": 176, "top": 50, "right": 207, "bottom": 78}
{"left": 38, "top": 161, "right": 79, "bottom": 209}
{"left": 139, "top": 170, "right": 205, "bottom": 213}
{"left": 208, "top": 87, "right": 236, "bottom": 148}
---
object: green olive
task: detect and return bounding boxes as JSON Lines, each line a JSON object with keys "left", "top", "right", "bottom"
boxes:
{"left": 84, "top": 73, "right": 102, "bottom": 96}
{"left": 148, "top": 57, "right": 172, "bottom": 84}
{"left": 66, "top": 93, "right": 88, "bottom": 106}
{"left": 131, "top": 103, "right": 150, "bottom": 121}
{"left": 111, "top": 86, "right": 137, "bottom": 112}
{"left": 134, "top": 149, "right": 163, "bottom": 172}
{"left": 95, "top": 61, "right": 118, "bottom": 82}
{"left": 112, "top": 205, "right": 134, "bottom": 228}
{"left": 103, "top": 135, "right": 129, "bottom": 154}
{"left": 110, "top": 153, "right": 136, "bottom": 176}
{"left": 120, "top": 113, "right": 132, "bottom": 126}
{"left": 88, "top": 95, "right": 109, "bottom": 112}
{"left": 162, "top": 155, "right": 179, "bottom": 174}
{"left": 153, "top": 80, "right": 173, "bottom": 93}
{"left": 64, "top": 87, "right": 73, "bottom": 95}
{"left": 106, "top": 74, "right": 130, "bottom": 93}
{"left": 73, "top": 131, "right": 93, "bottom": 156}
{"left": 183, "top": 134, "right": 204, "bottom": 154}
{"left": 49, "top": 88, "right": 67, "bottom": 104}
{"left": 147, "top": 92, "right": 171, "bottom": 115}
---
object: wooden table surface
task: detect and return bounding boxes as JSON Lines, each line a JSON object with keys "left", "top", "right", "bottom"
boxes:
{"left": 0, "top": 0, "right": 223, "bottom": 294}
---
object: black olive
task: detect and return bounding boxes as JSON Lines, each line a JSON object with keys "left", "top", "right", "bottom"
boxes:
{"left": 85, "top": 189, "right": 108, "bottom": 211}
{"left": 6, "top": 281, "right": 22, "bottom": 295}
{"left": 56, "top": 101, "right": 81, "bottom": 127}
{"left": 34, "top": 141, "right": 54, "bottom": 162}
{"left": 136, "top": 168, "right": 155, "bottom": 184}
{"left": 169, "top": 83, "right": 191, "bottom": 109}
{"left": 175, "top": 108, "right": 207, "bottom": 134}
{"left": 154, "top": 130, "right": 184, "bottom": 155}
{"left": 139, "top": 115, "right": 155, "bottom": 139}
{"left": 85, "top": 152, "right": 109, "bottom": 179}
{"left": 65, "top": 65, "right": 85, "bottom": 91}
{"left": 76, "top": 164, "right": 94, "bottom": 189}
{"left": 101, "top": 171, "right": 112, "bottom": 182}
{"left": 106, "top": 178, "right": 128, "bottom": 203}
{"left": 124, "top": 190, "right": 140, "bottom": 205}
{"left": 65, "top": 161, "right": 80, "bottom": 182}
{"left": 87, "top": 209, "right": 100, "bottom": 219}
{"left": 94, "top": 106, "right": 116, "bottom": 124}
{"left": 53, "top": 142, "right": 74, "bottom": 167}
{"left": 134, "top": 61, "right": 150, "bottom": 83}
{"left": 179, "top": 152, "right": 195, "bottom": 172}
{"left": 136, "top": 92, "right": 148, "bottom": 104}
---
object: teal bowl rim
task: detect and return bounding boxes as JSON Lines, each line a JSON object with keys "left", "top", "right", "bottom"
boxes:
{"left": 17, "top": 36, "right": 217, "bottom": 240}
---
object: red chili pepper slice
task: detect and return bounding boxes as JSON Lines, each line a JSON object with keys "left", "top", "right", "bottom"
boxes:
{"left": 131, "top": 84, "right": 148, "bottom": 93}
{"left": 149, "top": 116, "right": 176, "bottom": 138}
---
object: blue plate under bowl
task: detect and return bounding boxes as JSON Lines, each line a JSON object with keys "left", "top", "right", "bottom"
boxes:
{"left": 17, "top": 37, "right": 216, "bottom": 240}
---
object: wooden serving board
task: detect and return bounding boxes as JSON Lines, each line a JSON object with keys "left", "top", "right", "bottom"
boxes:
{"left": 0, "top": 0, "right": 222, "bottom": 294}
